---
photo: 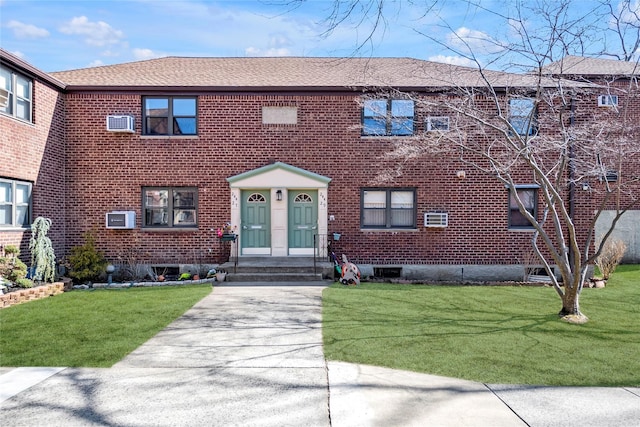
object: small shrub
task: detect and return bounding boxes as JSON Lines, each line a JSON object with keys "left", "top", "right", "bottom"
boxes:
{"left": 68, "top": 232, "right": 107, "bottom": 284}
{"left": 9, "top": 258, "right": 28, "bottom": 282}
{"left": 15, "top": 277, "right": 34, "bottom": 288}
{"left": 0, "top": 245, "right": 28, "bottom": 286}
{"left": 595, "top": 238, "right": 627, "bottom": 280}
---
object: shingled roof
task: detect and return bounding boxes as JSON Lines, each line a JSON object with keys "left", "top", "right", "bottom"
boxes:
{"left": 543, "top": 55, "right": 640, "bottom": 77}
{"left": 49, "top": 56, "right": 556, "bottom": 91}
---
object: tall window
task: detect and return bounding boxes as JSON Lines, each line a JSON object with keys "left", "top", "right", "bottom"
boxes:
{"left": 0, "top": 65, "right": 32, "bottom": 123}
{"left": 0, "top": 179, "right": 32, "bottom": 228}
{"left": 509, "top": 98, "right": 537, "bottom": 136}
{"left": 508, "top": 186, "right": 538, "bottom": 229}
{"left": 143, "top": 96, "right": 197, "bottom": 135}
{"left": 361, "top": 188, "right": 416, "bottom": 229}
{"left": 362, "top": 99, "right": 414, "bottom": 136}
{"left": 143, "top": 187, "right": 197, "bottom": 228}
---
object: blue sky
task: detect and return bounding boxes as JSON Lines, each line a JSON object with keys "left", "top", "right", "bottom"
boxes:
{"left": 0, "top": 0, "right": 636, "bottom": 72}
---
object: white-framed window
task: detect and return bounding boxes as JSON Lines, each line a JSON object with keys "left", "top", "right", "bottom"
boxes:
{"left": 0, "top": 178, "right": 32, "bottom": 228}
{"left": 509, "top": 98, "right": 537, "bottom": 136}
{"left": 361, "top": 188, "right": 416, "bottom": 229}
{"left": 0, "top": 65, "right": 32, "bottom": 123}
{"left": 597, "top": 94, "right": 618, "bottom": 107}
{"left": 143, "top": 96, "right": 197, "bottom": 135}
{"left": 143, "top": 187, "right": 197, "bottom": 228}
{"left": 426, "top": 116, "right": 450, "bottom": 132}
{"left": 508, "top": 185, "right": 538, "bottom": 229}
{"left": 362, "top": 99, "right": 414, "bottom": 136}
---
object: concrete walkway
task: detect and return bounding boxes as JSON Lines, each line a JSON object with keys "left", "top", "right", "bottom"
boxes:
{"left": 1, "top": 284, "right": 639, "bottom": 426}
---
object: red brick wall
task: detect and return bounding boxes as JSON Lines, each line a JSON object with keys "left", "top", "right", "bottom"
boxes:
{"left": 0, "top": 78, "right": 66, "bottom": 260}
{"left": 63, "top": 91, "right": 580, "bottom": 266}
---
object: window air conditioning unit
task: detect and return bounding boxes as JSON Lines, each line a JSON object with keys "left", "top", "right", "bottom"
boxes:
{"left": 106, "top": 211, "right": 136, "bottom": 229}
{"left": 597, "top": 95, "right": 618, "bottom": 107}
{"left": 106, "top": 115, "right": 135, "bottom": 133}
{"left": 424, "top": 212, "right": 448, "bottom": 228}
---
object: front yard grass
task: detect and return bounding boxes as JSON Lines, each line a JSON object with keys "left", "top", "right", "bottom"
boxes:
{"left": 0, "top": 284, "right": 212, "bottom": 367}
{"left": 322, "top": 265, "right": 640, "bottom": 386}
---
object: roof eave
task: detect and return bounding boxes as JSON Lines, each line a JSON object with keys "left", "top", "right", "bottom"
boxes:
{"left": 0, "top": 48, "right": 66, "bottom": 90}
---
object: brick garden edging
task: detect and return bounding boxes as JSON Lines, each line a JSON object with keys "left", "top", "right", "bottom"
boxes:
{"left": 0, "top": 282, "right": 64, "bottom": 309}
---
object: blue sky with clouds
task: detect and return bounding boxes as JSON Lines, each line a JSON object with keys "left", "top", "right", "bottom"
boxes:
{"left": 0, "top": 0, "right": 635, "bottom": 72}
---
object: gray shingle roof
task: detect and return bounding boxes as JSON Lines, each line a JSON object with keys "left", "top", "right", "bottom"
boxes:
{"left": 543, "top": 55, "right": 640, "bottom": 76}
{"left": 49, "top": 56, "right": 555, "bottom": 90}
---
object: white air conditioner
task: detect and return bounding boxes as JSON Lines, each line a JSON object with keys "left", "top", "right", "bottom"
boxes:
{"left": 106, "top": 115, "right": 135, "bottom": 133}
{"left": 597, "top": 95, "right": 618, "bottom": 107}
{"left": 424, "top": 212, "right": 448, "bottom": 228}
{"left": 106, "top": 211, "right": 136, "bottom": 229}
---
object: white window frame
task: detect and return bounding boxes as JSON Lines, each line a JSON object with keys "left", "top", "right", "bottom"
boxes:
{"left": 0, "top": 65, "right": 33, "bottom": 123}
{"left": 0, "top": 178, "right": 32, "bottom": 228}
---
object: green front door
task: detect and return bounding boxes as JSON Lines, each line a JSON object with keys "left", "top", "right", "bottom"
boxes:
{"left": 241, "top": 190, "right": 270, "bottom": 255}
{"left": 288, "top": 190, "right": 317, "bottom": 255}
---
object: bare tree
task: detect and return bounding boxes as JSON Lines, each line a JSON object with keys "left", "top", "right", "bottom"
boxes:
{"left": 302, "top": 0, "right": 640, "bottom": 323}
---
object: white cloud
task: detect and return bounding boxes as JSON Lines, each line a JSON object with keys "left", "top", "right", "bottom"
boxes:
{"left": 59, "top": 16, "right": 124, "bottom": 47}
{"left": 428, "top": 55, "right": 477, "bottom": 67}
{"left": 245, "top": 32, "right": 294, "bottom": 57}
{"left": 88, "top": 59, "right": 104, "bottom": 67}
{"left": 446, "top": 27, "right": 503, "bottom": 55}
{"left": 132, "top": 48, "right": 166, "bottom": 60}
{"left": 7, "top": 20, "right": 50, "bottom": 39}
{"left": 245, "top": 47, "right": 292, "bottom": 57}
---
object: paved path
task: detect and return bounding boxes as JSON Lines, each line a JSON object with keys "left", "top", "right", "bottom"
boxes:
{"left": 1, "top": 284, "right": 639, "bottom": 426}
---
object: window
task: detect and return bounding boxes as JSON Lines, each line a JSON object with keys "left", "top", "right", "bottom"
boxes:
{"left": 143, "top": 97, "right": 197, "bottom": 135}
{"left": 597, "top": 94, "right": 618, "bottom": 107}
{"left": 0, "top": 179, "right": 32, "bottom": 228}
{"left": 143, "top": 187, "right": 197, "bottom": 228}
{"left": 0, "top": 66, "right": 32, "bottom": 122}
{"left": 362, "top": 99, "right": 414, "bottom": 136}
{"left": 508, "top": 186, "right": 538, "bottom": 229}
{"left": 509, "top": 98, "right": 536, "bottom": 136}
{"left": 426, "top": 116, "right": 450, "bottom": 132}
{"left": 361, "top": 188, "right": 416, "bottom": 229}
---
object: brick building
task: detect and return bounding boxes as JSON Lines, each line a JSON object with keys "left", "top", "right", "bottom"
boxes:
{"left": 1, "top": 49, "right": 637, "bottom": 281}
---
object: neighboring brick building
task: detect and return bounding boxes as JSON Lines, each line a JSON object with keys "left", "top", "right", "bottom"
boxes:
{"left": 0, "top": 49, "right": 66, "bottom": 258}
{"left": 544, "top": 56, "right": 640, "bottom": 262}
{"left": 1, "top": 50, "right": 637, "bottom": 280}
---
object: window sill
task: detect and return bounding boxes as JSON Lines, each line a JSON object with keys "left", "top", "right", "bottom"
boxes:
{"left": 0, "top": 112, "right": 34, "bottom": 127}
{"left": 142, "top": 227, "right": 198, "bottom": 232}
{"left": 0, "top": 226, "right": 30, "bottom": 231}
{"left": 360, "top": 228, "right": 418, "bottom": 232}
{"left": 140, "top": 135, "right": 199, "bottom": 140}
{"left": 360, "top": 135, "right": 415, "bottom": 139}
{"left": 508, "top": 227, "right": 536, "bottom": 232}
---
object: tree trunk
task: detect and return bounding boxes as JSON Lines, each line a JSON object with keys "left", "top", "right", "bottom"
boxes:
{"left": 559, "top": 275, "right": 589, "bottom": 324}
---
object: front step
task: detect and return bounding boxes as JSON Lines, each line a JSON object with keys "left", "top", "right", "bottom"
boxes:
{"left": 218, "top": 257, "right": 333, "bottom": 283}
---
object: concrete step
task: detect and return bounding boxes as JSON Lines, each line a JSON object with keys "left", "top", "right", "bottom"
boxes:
{"left": 225, "top": 272, "right": 326, "bottom": 282}
{"left": 217, "top": 257, "right": 333, "bottom": 282}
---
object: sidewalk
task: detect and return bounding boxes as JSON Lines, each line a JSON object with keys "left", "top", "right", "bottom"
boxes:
{"left": 1, "top": 284, "right": 639, "bottom": 426}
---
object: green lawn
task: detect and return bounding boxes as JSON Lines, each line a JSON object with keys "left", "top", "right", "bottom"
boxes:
{"left": 322, "top": 265, "right": 640, "bottom": 386}
{"left": 0, "top": 284, "right": 212, "bottom": 367}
